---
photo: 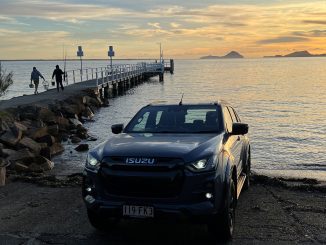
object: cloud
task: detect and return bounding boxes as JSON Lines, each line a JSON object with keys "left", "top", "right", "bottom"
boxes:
{"left": 293, "top": 30, "right": 326, "bottom": 37}
{"left": 303, "top": 20, "right": 326, "bottom": 25}
{"left": 257, "top": 36, "right": 309, "bottom": 44}
{"left": 148, "top": 22, "right": 161, "bottom": 29}
{"left": 170, "top": 22, "right": 180, "bottom": 28}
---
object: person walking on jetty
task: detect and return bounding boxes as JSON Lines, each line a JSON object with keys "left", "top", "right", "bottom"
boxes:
{"left": 30, "top": 67, "right": 45, "bottom": 94}
{"left": 52, "top": 65, "right": 65, "bottom": 92}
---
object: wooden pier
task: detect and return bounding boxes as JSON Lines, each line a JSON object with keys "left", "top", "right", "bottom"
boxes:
{"left": 64, "top": 60, "right": 173, "bottom": 99}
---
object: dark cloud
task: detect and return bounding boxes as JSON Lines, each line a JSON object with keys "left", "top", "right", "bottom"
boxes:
{"left": 257, "top": 36, "right": 309, "bottom": 44}
{"left": 303, "top": 20, "right": 326, "bottom": 25}
{"left": 293, "top": 30, "right": 326, "bottom": 37}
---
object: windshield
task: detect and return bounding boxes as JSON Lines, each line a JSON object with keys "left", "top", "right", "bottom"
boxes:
{"left": 124, "top": 105, "right": 223, "bottom": 134}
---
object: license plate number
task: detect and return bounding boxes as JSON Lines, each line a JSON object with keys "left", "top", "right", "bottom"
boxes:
{"left": 123, "top": 205, "right": 154, "bottom": 218}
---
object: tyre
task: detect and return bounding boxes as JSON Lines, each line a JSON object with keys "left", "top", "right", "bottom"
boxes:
{"left": 208, "top": 177, "right": 236, "bottom": 241}
{"left": 243, "top": 150, "right": 251, "bottom": 191}
{"left": 87, "top": 209, "right": 119, "bottom": 231}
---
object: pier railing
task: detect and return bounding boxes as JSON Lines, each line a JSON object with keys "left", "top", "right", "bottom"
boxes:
{"left": 64, "top": 62, "right": 164, "bottom": 87}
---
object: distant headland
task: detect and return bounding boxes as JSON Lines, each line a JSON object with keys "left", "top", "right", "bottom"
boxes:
{"left": 200, "top": 51, "right": 244, "bottom": 59}
{"left": 264, "top": 50, "right": 326, "bottom": 58}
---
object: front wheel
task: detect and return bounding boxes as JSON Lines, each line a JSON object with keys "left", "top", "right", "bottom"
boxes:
{"left": 208, "top": 178, "right": 236, "bottom": 241}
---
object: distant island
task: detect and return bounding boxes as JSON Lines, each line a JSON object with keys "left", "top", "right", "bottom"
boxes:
{"left": 264, "top": 50, "right": 326, "bottom": 58}
{"left": 200, "top": 51, "right": 244, "bottom": 59}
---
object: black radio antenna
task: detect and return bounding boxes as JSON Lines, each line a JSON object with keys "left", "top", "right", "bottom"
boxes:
{"left": 179, "top": 93, "right": 184, "bottom": 105}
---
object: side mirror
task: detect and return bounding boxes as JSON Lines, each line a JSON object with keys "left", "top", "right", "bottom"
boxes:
{"left": 111, "top": 124, "right": 124, "bottom": 134}
{"left": 231, "top": 123, "right": 248, "bottom": 135}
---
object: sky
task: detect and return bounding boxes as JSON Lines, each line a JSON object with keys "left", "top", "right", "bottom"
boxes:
{"left": 0, "top": 0, "right": 325, "bottom": 59}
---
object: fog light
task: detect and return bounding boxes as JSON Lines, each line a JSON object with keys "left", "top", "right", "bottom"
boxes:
{"left": 86, "top": 187, "right": 92, "bottom": 192}
{"left": 205, "top": 193, "right": 213, "bottom": 199}
{"left": 85, "top": 195, "right": 95, "bottom": 204}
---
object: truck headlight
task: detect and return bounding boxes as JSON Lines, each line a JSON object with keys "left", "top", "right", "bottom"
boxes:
{"left": 86, "top": 153, "right": 100, "bottom": 171}
{"left": 187, "top": 156, "right": 217, "bottom": 172}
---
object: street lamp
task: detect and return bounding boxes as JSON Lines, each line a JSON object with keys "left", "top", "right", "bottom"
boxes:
{"left": 108, "top": 45, "right": 115, "bottom": 70}
{"left": 77, "top": 46, "right": 84, "bottom": 73}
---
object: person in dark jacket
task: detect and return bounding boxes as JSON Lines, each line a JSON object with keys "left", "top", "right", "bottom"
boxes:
{"left": 52, "top": 65, "right": 64, "bottom": 92}
{"left": 31, "top": 67, "right": 45, "bottom": 94}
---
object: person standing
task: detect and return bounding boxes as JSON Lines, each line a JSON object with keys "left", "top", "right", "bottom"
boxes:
{"left": 30, "top": 67, "right": 45, "bottom": 94}
{"left": 52, "top": 65, "right": 64, "bottom": 92}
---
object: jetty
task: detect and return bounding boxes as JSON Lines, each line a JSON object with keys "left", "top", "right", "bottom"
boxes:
{"left": 0, "top": 60, "right": 174, "bottom": 109}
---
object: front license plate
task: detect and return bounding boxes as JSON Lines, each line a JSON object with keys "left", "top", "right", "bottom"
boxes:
{"left": 123, "top": 205, "right": 154, "bottom": 218}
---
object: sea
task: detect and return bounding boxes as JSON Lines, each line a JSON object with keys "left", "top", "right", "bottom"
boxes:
{"left": 1, "top": 58, "right": 326, "bottom": 180}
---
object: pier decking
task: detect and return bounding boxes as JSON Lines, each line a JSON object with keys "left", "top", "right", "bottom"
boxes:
{"left": 0, "top": 61, "right": 174, "bottom": 109}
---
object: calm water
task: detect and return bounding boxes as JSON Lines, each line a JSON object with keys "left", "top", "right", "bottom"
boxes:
{"left": 2, "top": 58, "right": 326, "bottom": 180}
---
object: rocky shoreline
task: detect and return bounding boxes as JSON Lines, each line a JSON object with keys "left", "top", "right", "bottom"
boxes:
{"left": 0, "top": 89, "right": 105, "bottom": 186}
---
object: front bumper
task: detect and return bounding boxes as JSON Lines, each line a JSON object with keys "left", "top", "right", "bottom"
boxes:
{"left": 82, "top": 169, "right": 225, "bottom": 222}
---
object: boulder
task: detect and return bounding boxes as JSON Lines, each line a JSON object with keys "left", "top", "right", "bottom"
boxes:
{"left": 69, "top": 118, "right": 82, "bottom": 127}
{"left": 75, "top": 125, "right": 87, "bottom": 138}
{"left": 71, "top": 136, "right": 82, "bottom": 144}
{"left": 83, "top": 96, "right": 101, "bottom": 107}
{"left": 3, "top": 148, "right": 35, "bottom": 162}
{"left": 14, "top": 121, "right": 28, "bottom": 133}
{"left": 38, "top": 107, "right": 56, "bottom": 123}
{"left": 56, "top": 117, "right": 70, "bottom": 130}
{"left": 50, "top": 143, "right": 64, "bottom": 156}
{"left": 17, "top": 105, "right": 39, "bottom": 121}
{"left": 14, "top": 162, "right": 29, "bottom": 172}
{"left": 26, "top": 126, "right": 48, "bottom": 140}
{"left": 19, "top": 137, "right": 41, "bottom": 154}
{"left": 0, "top": 118, "right": 10, "bottom": 132}
{"left": 36, "top": 135, "right": 56, "bottom": 146}
{"left": 0, "top": 128, "right": 22, "bottom": 147}
{"left": 47, "top": 125, "right": 59, "bottom": 136}
{"left": 87, "top": 136, "right": 97, "bottom": 142}
{"left": 75, "top": 144, "right": 89, "bottom": 152}
{"left": 40, "top": 147, "right": 51, "bottom": 160}
{"left": 82, "top": 106, "right": 95, "bottom": 119}
{"left": 28, "top": 156, "right": 54, "bottom": 172}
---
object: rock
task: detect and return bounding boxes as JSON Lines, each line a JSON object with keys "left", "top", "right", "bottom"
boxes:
{"left": 14, "top": 162, "right": 29, "bottom": 172}
{"left": 47, "top": 125, "right": 59, "bottom": 136}
{"left": 26, "top": 126, "right": 48, "bottom": 140}
{"left": 0, "top": 128, "right": 22, "bottom": 147}
{"left": 69, "top": 118, "right": 82, "bottom": 127}
{"left": 0, "top": 118, "right": 10, "bottom": 132}
{"left": 50, "top": 143, "right": 64, "bottom": 156}
{"left": 17, "top": 105, "right": 39, "bottom": 121}
{"left": 82, "top": 106, "right": 95, "bottom": 119}
{"left": 0, "top": 158, "right": 10, "bottom": 167}
{"left": 28, "top": 156, "right": 54, "bottom": 172}
{"left": 56, "top": 117, "right": 70, "bottom": 130}
{"left": 87, "top": 136, "right": 97, "bottom": 142}
{"left": 14, "top": 121, "right": 28, "bottom": 133}
{"left": 83, "top": 96, "right": 101, "bottom": 107}
{"left": 19, "top": 137, "right": 41, "bottom": 154}
{"left": 40, "top": 147, "right": 51, "bottom": 160}
{"left": 38, "top": 107, "right": 56, "bottom": 123}
{"left": 3, "top": 148, "right": 35, "bottom": 162}
{"left": 71, "top": 136, "right": 82, "bottom": 144}
{"left": 36, "top": 135, "right": 56, "bottom": 147}
{"left": 75, "top": 144, "right": 89, "bottom": 152}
